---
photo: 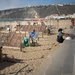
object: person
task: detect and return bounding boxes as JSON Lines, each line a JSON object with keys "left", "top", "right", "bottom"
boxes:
{"left": 70, "top": 18, "right": 74, "bottom": 28}
{"left": 56, "top": 28, "right": 65, "bottom": 45}
{"left": 29, "top": 29, "right": 38, "bottom": 46}
{"left": 46, "top": 25, "right": 51, "bottom": 35}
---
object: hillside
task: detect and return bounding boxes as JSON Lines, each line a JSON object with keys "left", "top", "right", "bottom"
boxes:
{"left": 0, "top": 4, "right": 75, "bottom": 19}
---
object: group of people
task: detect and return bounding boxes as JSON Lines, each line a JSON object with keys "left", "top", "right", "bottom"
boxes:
{"left": 29, "top": 28, "right": 65, "bottom": 46}
{"left": 56, "top": 18, "right": 75, "bottom": 45}
{"left": 56, "top": 27, "right": 75, "bottom": 45}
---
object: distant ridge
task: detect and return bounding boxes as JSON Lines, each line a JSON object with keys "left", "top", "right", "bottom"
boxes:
{"left": 0, "top": 4, "right": 75, "bottom": 19}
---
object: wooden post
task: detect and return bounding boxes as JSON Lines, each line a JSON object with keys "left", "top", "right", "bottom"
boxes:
{"left": 0, "top": 47, "right": 2, "bottom": 62}
{"left": 50, "top": 18, "right": 51, "bottom": 25}
{"left": 25, "top": 31, "right": 26, "bottom": 37}
{"left": 18, "top": 24, "right": 22, "bottom": 51}
{"left": 0, "top": 32, "right": 2, "bottom": 62}
{"left": 57, "top": 19, "right": 59, "bottom": 29}
{"left": 42, "top": 32, "right": 43, "bottom": 38}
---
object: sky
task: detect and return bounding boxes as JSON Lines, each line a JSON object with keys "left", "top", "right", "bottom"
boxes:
{"left": 0, "top": 0, "right": 75, "bottom": 11}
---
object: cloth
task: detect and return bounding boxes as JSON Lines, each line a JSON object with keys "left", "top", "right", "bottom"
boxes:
{"left": 57, "top": 36, "right": 64, "bottom": 43}
{"left": 58, "top": 32, "right": 63, "bottom": 37}
{"left": 57, "top": 32, "right": 64, "bottom": 43}
{"left": 29, "top": 32, "right": 38, "bottom": 39}
{"left": 24, "top": 37, "right": 29, "bottom": 47}
{"left": 72, "top": 21, "right": 74, "bottom": 26}
{"left": 47, "top": 25, "right": 51, "bottom": 29}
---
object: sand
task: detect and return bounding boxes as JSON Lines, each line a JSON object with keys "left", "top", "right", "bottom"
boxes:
{"left": 0, "top": 20, "right": 71, "bottom": 75}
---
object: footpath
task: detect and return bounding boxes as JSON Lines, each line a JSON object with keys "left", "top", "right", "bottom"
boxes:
{"left": 35, "top": 29, "right": 75, "bottom": 75}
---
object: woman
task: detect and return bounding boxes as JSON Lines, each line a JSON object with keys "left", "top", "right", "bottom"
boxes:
{"left": 57, "top": 28, "right": 64, "bottom": 45}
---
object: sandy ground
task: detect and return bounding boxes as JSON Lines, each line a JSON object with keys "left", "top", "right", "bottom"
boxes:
{"left": 0, "top": 20, "right": 71, "bottom": 75}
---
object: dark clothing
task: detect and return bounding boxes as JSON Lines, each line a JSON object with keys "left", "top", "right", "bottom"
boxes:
{"left": 47, "top": 29, "right": 50, "bottom": 35}
{"left": 57, "top": 32, "right": 64, "bottom": 43}
{"left": 57, "top": 36, "right": 64, "bottom": 43}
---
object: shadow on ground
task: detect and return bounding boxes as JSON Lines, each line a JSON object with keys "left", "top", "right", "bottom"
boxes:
{"left": 0, "top": 57, "right": 23, "bottom": 70}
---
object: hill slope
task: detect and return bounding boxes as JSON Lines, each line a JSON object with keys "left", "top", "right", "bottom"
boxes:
{"left": 0, "top": 4, "right": 75, "bottom": 19}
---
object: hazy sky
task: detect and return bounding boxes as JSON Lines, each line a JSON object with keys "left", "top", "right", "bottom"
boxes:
{"left": 0, "top": 0, "right": 75, "bottom": 10}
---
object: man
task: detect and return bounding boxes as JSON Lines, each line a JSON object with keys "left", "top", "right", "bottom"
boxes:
{"left": 29, "top": 29, "right": 38, "bottom": 46}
